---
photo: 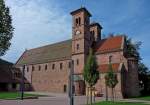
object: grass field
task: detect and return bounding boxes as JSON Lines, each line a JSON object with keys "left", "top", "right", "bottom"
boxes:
{"left": 93, "top": 101, "right": 147, "bottom": 105}
{"left": 0, "top": 92, "right": 41, "bottom": 99}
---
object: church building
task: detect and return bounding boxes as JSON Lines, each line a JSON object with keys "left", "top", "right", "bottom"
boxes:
{"left": 15, "top": 7, "right": 140, "bottom": 98}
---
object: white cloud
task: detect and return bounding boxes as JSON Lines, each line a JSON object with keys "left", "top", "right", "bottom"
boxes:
{"left": 2, "top": 0, "right": 71, "bottom": 63}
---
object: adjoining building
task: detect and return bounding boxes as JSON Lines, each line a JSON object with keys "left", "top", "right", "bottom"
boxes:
{"left": 0, "top": 59, "right": 21, "bottom": 91}
{"left": 15, "top": 7, "right": 140, "bottom": 98}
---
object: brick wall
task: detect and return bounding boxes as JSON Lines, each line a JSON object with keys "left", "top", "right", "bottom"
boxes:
{"left": 94, "top": 73, "right": 123, "bottom": 99}
{"left": 96, "top": 51, "right": 124, "bottom": 65}
{"left": 19, "top": 59, "right": 71, "bottom": 93}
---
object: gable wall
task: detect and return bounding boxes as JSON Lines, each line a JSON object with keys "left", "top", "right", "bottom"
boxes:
{"left": 96, "top": 51, "right": 124, "bottom": 65}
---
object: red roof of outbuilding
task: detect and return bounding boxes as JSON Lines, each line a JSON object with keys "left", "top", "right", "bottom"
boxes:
{"left": 95, "top": 36, "right": 124, "bottom": 53}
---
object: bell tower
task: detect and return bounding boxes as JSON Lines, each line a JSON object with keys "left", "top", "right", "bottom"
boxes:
{"left": 71, "top": 7, "right": 91, "bottom": 74}
{"left": 70, "top": 7, "right": 92, "bottom": 95}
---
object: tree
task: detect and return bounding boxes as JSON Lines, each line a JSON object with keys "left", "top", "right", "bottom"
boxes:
{"left": 83, "top": 48, "right": 99, "bottom": 105}
{"left": 105, "top": 63, "right": 118, "bottom": 102}
{"left": 125, "top": 36, "right": 141, "bottom": 61}
{"left": 125, "top": 36, "right": 150, "bottom": 96}
{"left": 138, "top": 62, "right": 150, "bottom": 96}
{"left": 0, "top": 0, "right": 14, "bottom": 56}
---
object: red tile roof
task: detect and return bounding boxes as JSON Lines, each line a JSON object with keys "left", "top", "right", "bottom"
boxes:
{"left": 97, "top": 63, "right": 120, "bottom": 73}
{"left": 95, "top": 36, "right": 124, "bottom": 53}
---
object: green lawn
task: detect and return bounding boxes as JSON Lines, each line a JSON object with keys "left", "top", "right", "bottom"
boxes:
{"left": 93, "top": 101, "right": 147, "bottom": 105}
{"left": 0, "top": 92, "right": 41, "bottom": 99}
{"left": 133, "top": 96, "right": 150, "bottom": 101}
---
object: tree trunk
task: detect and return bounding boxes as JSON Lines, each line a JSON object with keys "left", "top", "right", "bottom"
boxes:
{"left": 105, "top": 83, "right": 108, "bottom": 101}
{"left": 90, "top": 87, "right": 92, "bottom": 105}
{"left": 112, "top": 88, "right": 114, "bottom": 102}
{"left": 87, "top": 87, "right": 89, "bottom": 105}
{"left": 93, "top": 87, "right": 95, "bottom": 103}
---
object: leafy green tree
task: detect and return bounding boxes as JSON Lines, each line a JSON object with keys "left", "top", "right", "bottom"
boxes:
{"left": 125, "top": 36, "right": 141, "bottom": 60}
{"left": 0, "top": 0, "right": 14, "bottom": 56}
{"left": 105, "top": 63, "right": 118, "bottom": 101}
{"left": 83, "top": 48, "right": 99, "bottom": 105}
{"left": 138, "top": 62, "right": 150, "bottom": 95}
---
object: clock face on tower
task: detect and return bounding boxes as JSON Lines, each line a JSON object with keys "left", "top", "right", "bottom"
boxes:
{"left": 75, "top": 30, "right": 81, "bottom": 35}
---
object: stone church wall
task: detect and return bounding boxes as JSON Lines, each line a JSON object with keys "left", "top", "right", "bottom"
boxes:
{"left": 22, "top": 59, "right": 71, "bottom": 93}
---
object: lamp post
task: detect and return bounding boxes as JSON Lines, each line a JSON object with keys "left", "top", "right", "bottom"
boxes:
{"left": 20, "top": 65, "right": 25, "bottom": 100}
{"left": 69, "top": 60, "right": 74, "bottom": 105}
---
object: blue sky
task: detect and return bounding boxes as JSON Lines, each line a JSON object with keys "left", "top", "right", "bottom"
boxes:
{"left": 2, "top": 0, "right": 150, "bottom": 68}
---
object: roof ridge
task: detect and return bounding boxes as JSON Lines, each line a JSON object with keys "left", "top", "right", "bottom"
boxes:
{"left": 102, "top": 35, "right": 124, "bottom": 40}
{"left": 27, "top": 39, "right": 72, "bottom": 52}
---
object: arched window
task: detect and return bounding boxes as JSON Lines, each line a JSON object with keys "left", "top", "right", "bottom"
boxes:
{"left": 77, "top": 44, "right": 79, "bottom": 50}
{"left": 27, "top": 67, "right": 29, "bottom": 72}
{"left": 52, "top": 64, "right": 55, "bottom": 70}
{"left": 45, "top": 65, "right": 47, "bottom": 70}
{"left": 93, "top": 31, "right": 95, "bottom": 35}
{"left": 79, "top": 17, "right": 81, "bottom": 25}
{"left": 32, "top": 66, "right": 34, "bottom": 71}
{"left": 72, "top": 60, "right": 74, "bottom": 65}
{"left": 64, "top": 85, "right": 67, "bottom": 93}
{"left": 77, "top": 59, "right": 79, "bottom": 65}
{"left": 75, "top": 17, "right": 81, "bottom": 26}
{"left": 75, "top": 18, "right": 78, "bottom": 26}
{"left": 109, "top": 55, "right": 113, "bottom": 63}
{"left": 60, "top": 63, "right": 63, "bottom": 70}
{"left": 68, "top": 62, "right": 71, "bottom": 68}
{"left": 90, "top": 31, "right": 92, "bottom": 35}
{"left": 39, "top": 65, "right": 41, "bottom": 71}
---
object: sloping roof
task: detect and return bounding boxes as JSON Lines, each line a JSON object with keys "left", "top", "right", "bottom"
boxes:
{"left": 90, "top": 22, "right": 102, "bottom": 29}
{"left": 70, "top": 7, "right": 92, "bottom": 17}
{"left": 95, "top": 36, "right": 124, "bottom": 54}
{"left": 0, "top": 59, "right": 13, "bottom": 66}
{"left": 97, "top": 63, "right": 121, "bottom": 73}
{"left": 16, "top": 36, "right": 124, "bottom": 66}
{"left": 16, "top": 39, "right": 72, "bottom": 66}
